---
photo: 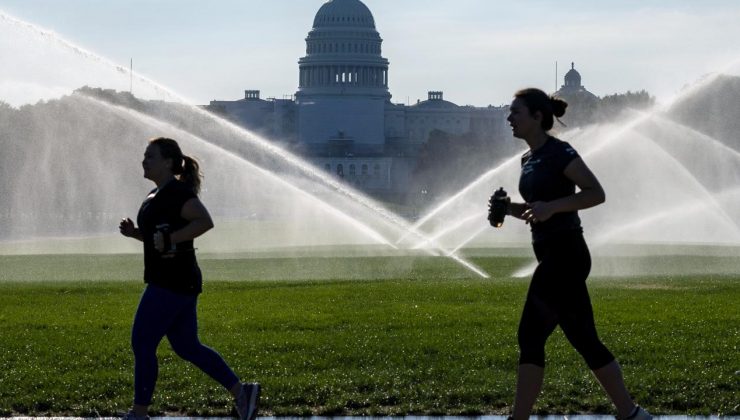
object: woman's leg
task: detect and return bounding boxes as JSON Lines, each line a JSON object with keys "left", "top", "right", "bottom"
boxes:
{"left": 555, "top": 235, "right": 636, "bottom": 418}
{"left": 131, "top": 285, "right": 181, "bottom": 410}
{"left": 559, "top": 290, "right": 635, "bottom": 417}
{"left": 512, "top": 363, "right": 544, "bottom": 420}
{"left": 513, "top": 260, "right": 559, "bottom": 419}
{"left": 165, "top": 296, "right": 240, "bottom": 391}
{"left": 593, "top": 360, "right": 637, "bottom": 418}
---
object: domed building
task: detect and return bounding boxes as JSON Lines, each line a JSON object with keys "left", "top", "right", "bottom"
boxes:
{"left": 296, "top": 0, "right": 390, "bottom": 154}
{"left": 553, "top": 62, "right": 599, "bottom": 127}
{"left": 554, "top": 62, "right": 598, "bottom": 100}
{"left": 208, "top": 0, "right": 509, "bottom": 200}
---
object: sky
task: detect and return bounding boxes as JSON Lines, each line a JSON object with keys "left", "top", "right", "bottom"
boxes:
{"left": 1, "top": 0, "right": 739, "bottom": 107}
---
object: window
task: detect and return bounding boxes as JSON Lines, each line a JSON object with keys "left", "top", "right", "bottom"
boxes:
{"left": 361, "top": 164, "right": 368, "bottom": 176}
{"left": 337, "top": 164, "right": 344, "bottom": 178}
{"left": 374, "top": 164, "right": 381, "bottom": 177}
{"left": 325, "top": 163, "right": 331, "bottom": 172}
{"left": 349, "top": 164, "right": 356, "bottom": 176}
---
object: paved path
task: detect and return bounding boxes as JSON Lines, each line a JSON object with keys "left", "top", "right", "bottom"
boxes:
{"left": 8, "top": 416, "right": 736, "bottom": 420}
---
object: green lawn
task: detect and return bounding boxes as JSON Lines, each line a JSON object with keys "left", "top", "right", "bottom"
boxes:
{"left": 0, "top": 253, "right": 737, "bottom": 416}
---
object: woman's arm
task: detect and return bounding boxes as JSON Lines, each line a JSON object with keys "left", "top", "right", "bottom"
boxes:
{"left": 169, "top": 197, "right": 215, "bottom": 244}
{"left": 152, "top": 198, "right": 216, "bottom": 251}
{"left": 523, "top": 157, "right": 605, "bottom": 223}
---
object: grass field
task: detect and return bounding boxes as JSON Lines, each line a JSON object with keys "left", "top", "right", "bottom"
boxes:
{"left": 0, "top": 253, "right": 737, "bottom": 417}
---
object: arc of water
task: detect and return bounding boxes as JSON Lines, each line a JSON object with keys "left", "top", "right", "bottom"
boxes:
{"left": 1, "top": 9, "right": 402, "bottom": 237}
{"left": 405, "top": 111, "right": 648, "bottom": 250}
{"left": 592, "top": 195, "right": 740, "bottom": 246}
{"left": 0, "top": 11, "right": 489, "bottom": 277}
{"left": 80, "top": 95, "right": 492, "bottom": 277}
{"left": 649, "top": 113, "right": 740, "bottom": 161}
{"left": 397, "top": 153, "right": 522, "bottom": 247}
{"left": 598, "top": 116, "right": 740, "bottom": 233}
{"left": 426, "top": 63, "right": 740, "bottom": 277}
{"left": 79, "top": 94, "right": 397, "bottom": 249}
{"left": 143, "top": 103, "right": 491, "bottom": 277}
{"left": 410, "top": 211, "right": 486, "bottom": 250}
{"left": 510, "top": 117, "right": 740, "bottom": 279}
{"left": 514, "top": 188, "right": 740, "bottom": 279}
{"left": 405, "top": 121, "right": 633, "bottom": 253}
{"left": 448, "top": 224, "right": 490, "bottom": 255}
{"left": 659, "top": 58, "right": 740, "bottom": 112}
{"left": 456, "top": 109, "right": 740, "bottom": 275}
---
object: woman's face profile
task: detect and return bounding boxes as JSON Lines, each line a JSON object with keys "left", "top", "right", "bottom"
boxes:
{"left": 142, "top": 143, "right": 171, "bottom": 181}
{"left": 507, "top": 97, "right": 539, "bottom": 140}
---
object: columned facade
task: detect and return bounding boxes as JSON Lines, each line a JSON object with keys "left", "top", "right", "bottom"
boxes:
{"left": 295, "top": 0, "right": 391, "bottom": 153}
{"left": 299, "top": 65, "right": 388, "bottom": 88}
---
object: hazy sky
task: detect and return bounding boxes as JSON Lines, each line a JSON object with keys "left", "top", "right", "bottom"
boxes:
{"left": 1, "top": 0, "right": 739, "bottom": 107}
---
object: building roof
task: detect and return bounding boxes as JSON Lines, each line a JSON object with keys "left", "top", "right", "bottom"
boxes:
{"left": 413, "top": 99, "right": 459, "bottom": 109}
{"left": 555, "top": 62, "right": 597, "bottom": 100}
{"left": 564, "top": 62, "right": 581, "bottom": 86}
{"left": 411, "top": 91, "right": 459, "bottom": 109}
{"left": 313, "top": 0, "right": 376, "bottom": 29}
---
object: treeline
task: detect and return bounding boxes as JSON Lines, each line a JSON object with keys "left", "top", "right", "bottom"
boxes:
{"left": 557, "top": 89, "right": 655, "bottom": 127}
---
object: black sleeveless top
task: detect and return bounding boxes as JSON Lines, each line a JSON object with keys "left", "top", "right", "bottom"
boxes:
{"left": 519, "top": 137, "right": 583, "bottom": 242}
{"left": 137, "top": 179, "right": 202, "bottom": 295}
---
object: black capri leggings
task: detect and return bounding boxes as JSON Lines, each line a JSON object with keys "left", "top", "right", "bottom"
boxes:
{"left": 518, "top": 231, "right": 615, "bottom": 369}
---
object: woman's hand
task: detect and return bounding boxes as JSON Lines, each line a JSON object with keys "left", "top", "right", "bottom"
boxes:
{"left": 522, "top": 201, "right": 555, "bottom": 224}
{"left": 119, "top": 218, "right": 138, "bottom": 237}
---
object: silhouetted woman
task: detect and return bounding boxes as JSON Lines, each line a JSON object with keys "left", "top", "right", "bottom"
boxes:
{"left": 119, "top": 137, "right": 259, "bottom": 420}
{"left": 499, "top": 89, "right": 650, "bottom": 420}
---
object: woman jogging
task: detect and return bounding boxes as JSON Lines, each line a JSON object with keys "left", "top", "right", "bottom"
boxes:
{"left": 119, "top": 137, "right": 259, "bottom": 420}
{"left": 494, "top": 88, "right": 651, "bottom": 420}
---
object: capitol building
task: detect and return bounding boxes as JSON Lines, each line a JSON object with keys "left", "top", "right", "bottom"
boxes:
{"left": 208, "top": 0, "right": 510, "bottom": 201}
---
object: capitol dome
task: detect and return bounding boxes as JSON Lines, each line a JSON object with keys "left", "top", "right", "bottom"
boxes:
{"left": 313, "top": 0, "right": 376, "bottom": 29}
{"left": 296, "top": 0, "right": 390, "bottom": 152}
{"left": 297, "top": 0, "right": 390, "bottom": 99}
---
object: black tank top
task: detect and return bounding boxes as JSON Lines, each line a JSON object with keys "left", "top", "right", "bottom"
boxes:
{"left": 137, "top": 179, "right": 202, "bottom": 295}
{"left": 519, "top": 137, "right": 583, "bottom": 242}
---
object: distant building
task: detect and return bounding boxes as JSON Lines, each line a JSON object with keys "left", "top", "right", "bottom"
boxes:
{"left": 552, "top": 62, "right": 599, "bottom": 126}
{"left": 208, "top": 0, "right": 509, "bottom": 200}
{"left": 554, "top": 62, "right": 598, "bottom": 100}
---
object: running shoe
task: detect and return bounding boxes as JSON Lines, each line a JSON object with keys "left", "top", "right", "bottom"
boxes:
{"left": 235, "top": 382, "right": 261, "bottom": 420}
{"left": 121, "top": 410, "right": 149, "bottom": 420}
{"left": 623, "top": 406, "right": 652, "bottom": 420}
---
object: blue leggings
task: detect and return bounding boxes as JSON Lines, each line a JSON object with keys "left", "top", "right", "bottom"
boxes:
{"left": 131, "top": 284, "right": 240, "bottom": 405}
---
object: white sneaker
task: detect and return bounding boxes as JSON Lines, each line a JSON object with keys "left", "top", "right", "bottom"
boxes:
{"left": 235, "top": 382, "right": 261, "bottom": 420}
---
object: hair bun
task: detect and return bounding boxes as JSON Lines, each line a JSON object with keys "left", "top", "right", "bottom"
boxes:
{"left": 550, "top": 97, "right": 568, "bottom": 118}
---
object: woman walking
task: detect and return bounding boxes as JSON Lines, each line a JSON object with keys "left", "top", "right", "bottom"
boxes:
{"left": 493, "top": 89, "right": 651, "bottom": 419}
{"left": 119, "top": 137, "right": 259, "bottom": 420}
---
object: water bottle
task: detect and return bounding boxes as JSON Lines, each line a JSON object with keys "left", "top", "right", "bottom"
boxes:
{"left": 488, "top": 187, "right": 509, "bottom": 228}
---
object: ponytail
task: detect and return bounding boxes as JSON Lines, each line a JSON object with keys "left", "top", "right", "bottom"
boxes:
{"left": 149, "top": 137, "right": 202, "bottom": 195}
{"left": 180, "top": 155, "right": 202, "bottom": 195}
